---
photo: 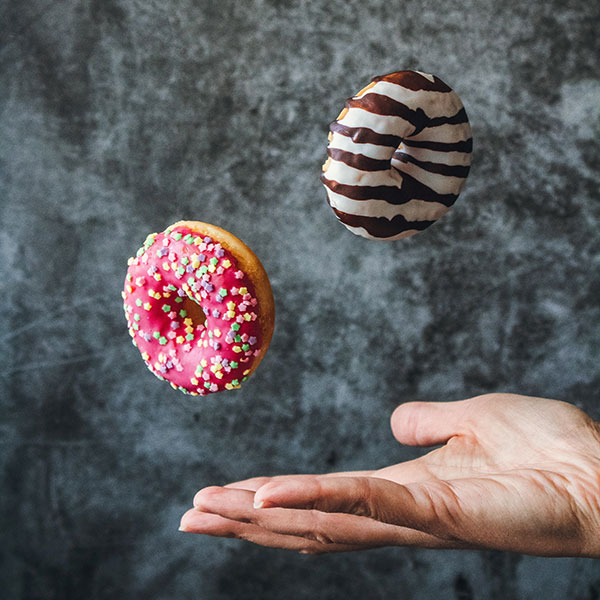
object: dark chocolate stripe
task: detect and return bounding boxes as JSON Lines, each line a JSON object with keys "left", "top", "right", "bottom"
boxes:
{"left": 402, "top": 137, "right": 473, "bottom": 153}
{"left": 423, "top": 108, "right": 469, "bottom": 129}
{"left": 329, "top": 121, "right": 402, "bottom": 148}
{"left": 328, "top": 147, "right": 390, "bottom": 171}
{"left": 321, "top": 171, "right": 458, "bottom": 207}
{"left": 346, "top": 94, "right": 426, "bottom": 130}
{"left": 373, "top": 71, "right": 452, "bottom": 93}
{"left": 392, "top": 152, "right": 471, "bottom": 178}
{"left": 331, "top": 207, "right": 435, "bottom": 238}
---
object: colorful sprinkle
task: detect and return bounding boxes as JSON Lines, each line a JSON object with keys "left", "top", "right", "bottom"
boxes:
{"left": 124, "top": 224, "right": 266, "bottom": 396}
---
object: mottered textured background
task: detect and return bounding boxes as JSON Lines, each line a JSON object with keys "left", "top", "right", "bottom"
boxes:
{"left": 1, "top": 0, "right": 600, "bottom": 598}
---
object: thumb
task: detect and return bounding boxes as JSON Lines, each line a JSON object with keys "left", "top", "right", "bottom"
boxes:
{"left": 390, "top": 399, "right": 471, "bottom": 447}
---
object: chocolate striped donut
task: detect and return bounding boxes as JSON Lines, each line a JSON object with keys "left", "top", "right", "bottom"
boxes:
{"left": 321, "top": 70, "right": 472, "bottom": 240}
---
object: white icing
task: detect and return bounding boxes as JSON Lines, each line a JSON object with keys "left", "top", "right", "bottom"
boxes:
{"left": 407, "top": 122, "right": 471, "bottom": 143}
{"left": 339, "top": 107, "right": 415, "bottom": 138}
{"left": 342, "top": 224, "right": 420, "bottom": 241}
{"left": 389, "top": 158, "right": 466, "bottom": 195}
{"left": 329, "top": 133, "right": 396, "bottom": 160}
{"left": 325, "top": 159, "right": 404, "bottom": 188}
{"left": 415, "top": 71, "right": 436, "bottom": 83}
{"left": 327, "top": 187, "right": 448, "bottom": 220}
{"left": 356, "top": 81, "right": 464, "bottom": 119}
{"left": 399, "top": 147, "right": 471, "bottom": 166}
{"left": 330, "top": 132, "right": 395, "bottom": 160}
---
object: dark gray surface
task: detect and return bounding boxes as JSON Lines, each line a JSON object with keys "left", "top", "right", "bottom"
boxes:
{"left": 1, "top": 0, "right": 600, "bottom": 598}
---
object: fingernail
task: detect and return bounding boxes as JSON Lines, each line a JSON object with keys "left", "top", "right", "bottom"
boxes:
{"left": 178, "top": 525, "right": 187, "bottom": 532}
{"left": 254, "top": 498, "right": 278, "bottom": 509}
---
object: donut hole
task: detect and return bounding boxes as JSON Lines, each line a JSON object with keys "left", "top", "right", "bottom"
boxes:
{"left": 180, "top": 295, "right": 207, "bottom": 330}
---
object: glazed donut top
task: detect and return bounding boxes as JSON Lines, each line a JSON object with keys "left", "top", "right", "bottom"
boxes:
{"left": 322, "top": 70, "right": 472, "bottom": 240}
{"left": 122, "top": 224, "right": 267, "bottom": 395}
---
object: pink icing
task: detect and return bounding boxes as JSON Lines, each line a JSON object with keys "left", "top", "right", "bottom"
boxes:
{"left": 122, "top": 225, "right": 264, "bottom": 395}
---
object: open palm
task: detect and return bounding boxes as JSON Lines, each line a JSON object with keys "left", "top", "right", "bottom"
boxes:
{"left": 181, "top": 394, "right": 600, "bottom": 557}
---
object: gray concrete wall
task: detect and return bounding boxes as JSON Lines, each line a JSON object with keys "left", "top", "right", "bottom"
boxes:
{"left": 1, "top": 0, "right": 599, "bottom": 598}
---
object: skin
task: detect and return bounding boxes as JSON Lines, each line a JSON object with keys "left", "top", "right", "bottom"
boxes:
{"left": 180, "top": 394, "right": 600, "bottom": 557}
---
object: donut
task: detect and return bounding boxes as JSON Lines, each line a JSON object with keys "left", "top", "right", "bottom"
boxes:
{"left": 122, "top": 221, "right": 275, "bottom": 396}
{"left": 322, "top": 70, "right": 473, "bottom": 240}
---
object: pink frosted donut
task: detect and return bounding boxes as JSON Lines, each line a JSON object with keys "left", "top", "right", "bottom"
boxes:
{"left": 122, "top": 221, "right": 275, "bottom": 396}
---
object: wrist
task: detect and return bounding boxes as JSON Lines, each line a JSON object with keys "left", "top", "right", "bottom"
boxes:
{"left": 578, "top": 420, "right": 600, "bottom": 557}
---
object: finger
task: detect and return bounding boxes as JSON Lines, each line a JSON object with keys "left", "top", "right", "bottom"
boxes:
{"left": 390, "top": 400, "right": 471, "bottom": 446}
{"left": 193, "top": 486, "right": 469, "bottom": 550}
{"left": 179, "top": 508, "right": 362, "bottom": 554}
{"left": 253, "top": 473, "right": 586, "bottom": 555}
{"left": 254, "top": 476, "right": 414, "bottom": 518}
{"left": 224, "top": 471, "right": 376, "bottom": 492}
{"left": 229, "top": 460, "right": 476, "bottom": 502}
{"left": 253, "top": 475, "right": 462, "bottom": 541}
{"left": 180, "top": 508, "right": 238, "bottom": 538}
{"left": 225, "top": 476, "right": 272, "bottom": 491}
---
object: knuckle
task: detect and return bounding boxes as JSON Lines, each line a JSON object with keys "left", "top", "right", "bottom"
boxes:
{"left": 304, "top": 477, "right": 325, "bottom": 511}
{"left": 237, "top": 531, "right": 259, "bottom": 545}
{"left": 310, "top": 511, "right": 336, "bottom": 545}
{"left": 236, "top": 528, "right": 255, "bottom": 542}
{"left": 220, "top": 528, "right": 241, "bottom": 540}
{"left": 250, "top": 510, "right": 267, "bottom": 528}
{"left": 347, "top": 477, "right": 374, "bottom": 517}
{"left": 419, "top": 482, "right": 464, "bottom": 541}
{"left": 236, "top": 516, "right": 253, "bottom": 524}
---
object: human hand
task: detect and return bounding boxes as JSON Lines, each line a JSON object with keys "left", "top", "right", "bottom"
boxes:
{"left": 180, "top": 394, "right": 600, "bottom": 556}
